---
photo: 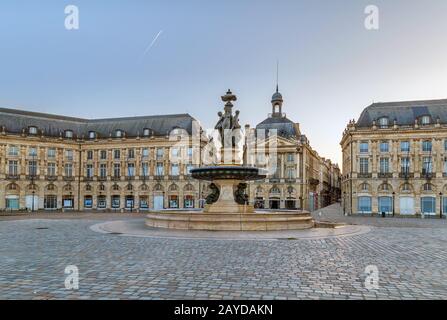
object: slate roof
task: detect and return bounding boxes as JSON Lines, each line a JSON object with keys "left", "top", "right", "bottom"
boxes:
{"left": 256, "top": 116, "right": 299, "bottom": 139}
{"left": 356, "top": 99, "right": 447, "bottom": 127}
{"left": 0, "top": 107, "right": 196, "bottom": 138}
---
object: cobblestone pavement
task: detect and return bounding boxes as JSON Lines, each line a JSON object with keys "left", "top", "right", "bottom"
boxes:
{"left": 313, "top": 204, "right": 447, "bottom": 228}
{"left": 0, "top": 207, "right": 446, "bottom": 300}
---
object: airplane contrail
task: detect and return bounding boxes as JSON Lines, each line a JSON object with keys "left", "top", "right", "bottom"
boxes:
{"left": 141, "top": 30, "right": 163, "bottom": 60}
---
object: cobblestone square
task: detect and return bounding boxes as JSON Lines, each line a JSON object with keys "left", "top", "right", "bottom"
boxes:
{"left": 0, "top": 205, "right": 446, "bottom": 300}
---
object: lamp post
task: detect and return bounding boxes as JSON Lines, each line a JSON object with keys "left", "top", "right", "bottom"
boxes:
{"left": 392, "top": 192, "right": 396, "bottom": 217}
{"left": 31, "top": 153, "right": 36, "bottom": 213}
{"left": 343, "top": 191, "right": 346, "bottom": 215}
{"left": 439, "top": 192, "right": 443, "bottom": 219}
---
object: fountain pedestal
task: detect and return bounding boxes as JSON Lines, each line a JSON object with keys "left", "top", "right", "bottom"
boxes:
{"left": 204, "top": 179, "right": 255, "bottom": 214}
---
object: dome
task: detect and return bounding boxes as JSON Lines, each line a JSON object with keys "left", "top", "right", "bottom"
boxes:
{"left": 256, "top": 116, "right": 298, "bottom": 139}
{"left": 271, "top": 91, "right": 283, "bottom": 103}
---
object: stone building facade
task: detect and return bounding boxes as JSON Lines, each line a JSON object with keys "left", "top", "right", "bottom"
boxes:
{"left": 341, "top": 98, "right": 447, "bottom": 217}
{"left": 0, "top": 108, "right": 207, "bottom": 212}
{"left": 0, "top": 90, "right": 341, "bottom": 212}
{"left": 246, "top": 88, "right": 341, "bottom": 211}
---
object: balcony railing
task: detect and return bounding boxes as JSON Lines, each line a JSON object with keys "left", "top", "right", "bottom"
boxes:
{"left": 6, "top": 174, "right": 19, "bottom": 180}
{"left": 399, "top": 172, "right": 414, "bottom": 179}
{"left": 46, "top": 175, "right": 57, "bottom": 181}
{"left": 63, "top": 176, "right": 75, "bottom": 181}
{"left": 378, "top": 173, "right": 392, "bottom": 179}
{"left": 26, "top": 175, "right": 39, "bottom": 180}
{"left": 357, "top": 173, "right": 372, "bottom": 179}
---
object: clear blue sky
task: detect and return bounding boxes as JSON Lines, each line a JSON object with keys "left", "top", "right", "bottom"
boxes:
{"left": 1, "top": 0, "right": 447, "bottom": 165}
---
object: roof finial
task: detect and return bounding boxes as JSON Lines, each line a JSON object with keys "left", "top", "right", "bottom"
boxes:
{"left": 276, "top": 59, "right": 279, "bottom": 93}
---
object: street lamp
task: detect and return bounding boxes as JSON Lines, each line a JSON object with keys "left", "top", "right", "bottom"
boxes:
{"left": 439, "top": 192, "right": 443, "bottom": 219}
{"left": 392, "top": 192, "right": 396, "bottom": 217}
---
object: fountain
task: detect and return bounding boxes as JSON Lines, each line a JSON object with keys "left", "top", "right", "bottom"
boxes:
{"left": 146, "top": 90, "right": 314, "bottom": 231}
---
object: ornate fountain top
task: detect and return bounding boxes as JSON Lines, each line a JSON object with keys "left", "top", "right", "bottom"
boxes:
{"left": 214, "top": 89, "right": 241, "bottom": 147}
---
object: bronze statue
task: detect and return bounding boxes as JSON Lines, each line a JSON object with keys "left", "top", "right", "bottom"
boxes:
{"left": 206, "top": 183, "right": 220, "bottom": 204}
{"left": 214, "top": 89, "right": 241, "bottom": 147}
{"left": 234, "top": 183, "right": 249, "bottom": 205}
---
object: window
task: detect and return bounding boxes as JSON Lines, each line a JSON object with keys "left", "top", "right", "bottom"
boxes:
{"left": 114, "top": 163, "right": 120, "bottom": 177}
{"left": 423, "top": 183, "right": 432, "bottom": 191}
{"left": 422, "top": 140, "right": 432, "bottom": 152}
{"left": 114, "top": 150, "right": 120, "bottom": 160}
{"left": 378, "top": 197, "right": 392, "bottom": 214}
{"left": 88, "top": 131, "right": 96, "bottom": 139}
{"left": 87, "top": 150, "right": 93, "bottom": 160}
{"left": 402, "top": 183, "right": 411, "bottom": 192}
{"left": 171, "top": 164, "right": 179, "bottom": 176}
{"left": 359, "top": 142, "right": 369, "bottom": 153}
{"left": 445, "top": 140, "right": 447, "bottom": 152}
{"left": 421, "top": 116, "right": 431, "bottom": 125}
{"left": 47, "top": 148, "right": 56, "bottom": 158}
{"left": 156, "top": 162, "right": 164, "bottom": 176}
{"left": 379, "top": 158, "right": 389, "bottom": 174}
{"left": 64, "top": 163, "right": 73, "bottom": 177}
{"left": 141, "top": 163, "right": 149, "bottom": 177}
{"left": 379, "top": 141, "right": 389, "bottom": 153}
{"left": 186, "top": 164, "right": 194, "bottom": 175}
{"left": 358, "top": 196, "right": 372, "bottom": 213}
{"left": 84, "top": 196, "right": 93, "bottom": 208}
{"left": 112, "top": 184, "right": 120, "bottom": 191}
{"left": 28, "top": 161, "right": 37, "bottom": 176}
{"left": 184, "top": 195, "right": 194, "bottom": 209}
{"left": 156, "top": 148, "right": 164, "bottom": 159}
{"left": 187, "top": 147, "right": 193, "bottom": 158}
{"left": 100, "top": 164, "right": 107, "bottom": 178}
{"left": 128, "top": 148, "right": 135, "bottom": 159}
{"left": 287, "top": 153, "right": 295, "bottom": 162}
{"left": 115, "top": 130, "right": 122, "bottom": 138}
{"left": 29, "top": 126, "right": 38, "bottom": 135}
{"left": 421, "top": 197, "right": 436, "bottom": 214}
{"left": 86, "top": 164, "right": 93, "bottom": 178}
{"left": 65, "top": 150, "right": 73, "bottom": 161}
{"left": 143, "top": 128, "right": 151, "bottom": 137}
{"left": 286, "top": 168, "right": 296, "bottom": 179}
{"left": 100, "top": 150, "right": 107, "bottom": 160}
{"left": 169, "top": 195, "right": 179, "bottom": 208}
{"left": 112, "top": 196, "right": 120, "bottom": 208}
{"left": 171, "top": 148, "right": 179, "bottom": 159}
{"left": 378, "top": 117, "right": 389, "bottom": 128}
{"left": 422, "top": 157, "right": 432, "bottom": 174}
{"left": 401, "top": 157, "right": 410, "bottom": 174}
{"left": 142, "top": 148, "right": 149, "bottom": 158}
{"left": 47, "top": 163, "right": 56, "bottom": 176}
{"left": 444, "top": 158, "right": 447, "bottom": 174}
{"left": 99, "top": 184, "right": 105, "bottom": 191}
{"left": 8, "top": 145, "right": 19, "bottom": 156}
{"left": 28, "top": 147, "right": 37, "bottom": 157}
{"left": 401, "top": 141, "right": 410, "bottom": 152}
{"left": 359, "top": 158, "right": 369, "bottom": 174}
{"left": 8, "top": 160, "right": 18, "bottom": 176}
{"left": 127, "top": 163, "right": 135, "bottom": 177}
{"left": 65, "top": 130, "right": 73, "bottom": 139}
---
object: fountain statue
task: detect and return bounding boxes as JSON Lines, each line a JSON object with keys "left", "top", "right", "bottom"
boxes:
{"left": 146, "top": 90, "right": 313, "bottom": 231}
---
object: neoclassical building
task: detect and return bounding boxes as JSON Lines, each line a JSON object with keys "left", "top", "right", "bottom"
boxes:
{"left": 341, "top": 98, "right": 447, "bottom": 217}
{"left": 0, "top": 108, "right": 207, "bottom": 212}
{"left": 0, "top": 90, "right": 340, "bottom": 212}
{"left": 245, "top": 88, "right": 341, "bottom": 211}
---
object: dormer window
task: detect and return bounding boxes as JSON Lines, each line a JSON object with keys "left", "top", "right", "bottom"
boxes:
{"left": 378, "top": 117, "right": 389, "bottom": 128}
{"left": 143, "top": 128, "right": 151, "bottom": 137}
{"left": 28, "top": 126, "right": 38, "bottom": 135}
{"left": 88, "top": 131, "right": 96, "bottom": 140}
{"left": 65, "top": 130, "right": 73, "bottom": 139}
{"left": 421, "top": 116, "right": 431, "bottom": 125}
{"left": 115, "top": 130, "right": 123, "bottom": 138}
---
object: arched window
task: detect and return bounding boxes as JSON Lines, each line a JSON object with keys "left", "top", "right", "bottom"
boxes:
{"left": 360, "top": 183, "right": 369, "bottom": 192}
{"left": 143, "top": 128, "right": 152, "bottom": 137}
{"left": 401, "top": 183, "right": 412, "bottom": 192}
{"left": 46, "top": 184, "right": 55, "bottom": 191}
{"left": 287, "top": 186, "right": 296, "bottom": 194}
{"left": 270, "top": 186, "right": 281, "bottom": 194}
{"left": 423, "top": 183, "right": 433, "bottom": 191}
{"left": 88, "top": 131, "right": 96, "bottom": 139}
{"left": 140, "top": 184, "right": 149, "bottom": 191}
{"left": 378, "top": 117, "right": 389, "bottom": 128}
{"left": 64, "top": 130, "right": 73, "bottom": 139}
{"left": 28, "top": 126, "right": 38, "bottom": 135}
{"left": 7, "top": 183, "right": 18, "bottom": 191}
{"left": 420, "top": 115, "right": 431, "bottom": 125}
{"left": 99, "top": 184, "right": 105, "bottom": 191}
{"left": 379, "top": 183, "right": 391, "bottom": 192}
{"left": 115, "top": 130, "right": 123, "bottom": 138}
{"left": 169, "top": 184, "right": 178, "bottom": 192}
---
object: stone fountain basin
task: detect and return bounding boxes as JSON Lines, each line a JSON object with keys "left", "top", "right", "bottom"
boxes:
{"left": 191, "top": 166, "right": 266, "bottom": 181}
{"left": 146, "top": 210, "right": 314, "bottom": 231}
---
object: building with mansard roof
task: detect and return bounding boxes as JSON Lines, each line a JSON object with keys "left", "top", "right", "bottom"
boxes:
{"left": 341, "top": 98, "right": 447, "bottom": 217}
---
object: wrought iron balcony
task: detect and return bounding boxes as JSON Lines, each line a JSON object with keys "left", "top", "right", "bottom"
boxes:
{"left": 378, "top": 173, "right": 393, "bottom": 179}
{"left": 46, "top": 175, "right": 58, "bottom": 181}
{"left": 357, "top": 173, "right": 372, "bottom": 179}
{"left": 26, "top": 175, "right": 39, "bottom": 180}
{"left": 6, "top": 174, "right": 19, "bottom": 180}
{"left": 63, "top": 176, "right": 75, "bottom": 181}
